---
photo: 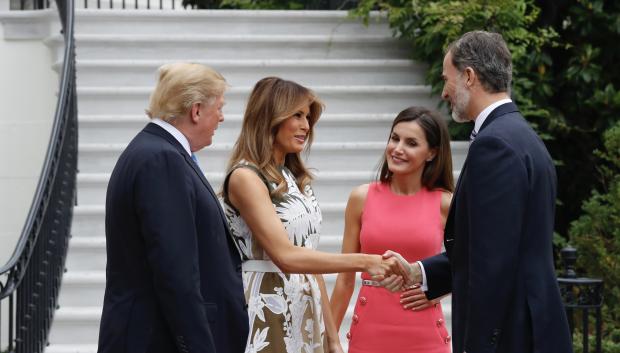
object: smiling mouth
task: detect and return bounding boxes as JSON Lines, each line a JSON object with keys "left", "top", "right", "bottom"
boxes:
{"left": 295, "top": 135, "right": 306, "bottom": 143}
{"left": 391, "top": 155, "right": 408, "bottom": 163}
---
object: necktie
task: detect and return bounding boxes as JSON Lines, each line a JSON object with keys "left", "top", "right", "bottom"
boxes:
{"left": 469, "top": 129, "right": 478, "bottom": 142}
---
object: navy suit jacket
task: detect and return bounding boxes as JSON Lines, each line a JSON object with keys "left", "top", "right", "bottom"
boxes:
{"left": 98, "top": 123, "right": 249, "bottom": 353}
{"left": 421, "top": 103, "right": 573, "bottom": 353}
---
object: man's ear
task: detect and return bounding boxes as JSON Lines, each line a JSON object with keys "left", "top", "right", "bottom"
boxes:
{"left": 190, "top": 102, "right": 201, "bottom": 123}
{"left": 464, "top": 67, "right": 476, "bottom": 87}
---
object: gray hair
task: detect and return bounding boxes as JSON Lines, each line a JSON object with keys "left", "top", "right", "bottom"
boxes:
{"left": 447, "top": 31, "right": 512, "bottom": 93}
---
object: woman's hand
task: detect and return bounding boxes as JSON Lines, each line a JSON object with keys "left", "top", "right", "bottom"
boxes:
{"left": 400, "top": 284, "right": 438, "bottom": 311}
{"left": 367, "top": 254, "right": 409, "bottom": 282}
{"left": 327, "top": 341, "right": 345, "bottom": 353}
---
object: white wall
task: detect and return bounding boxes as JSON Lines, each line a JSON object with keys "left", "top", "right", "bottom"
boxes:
{"left": 0, "top": 12, "right": 59, "bottom": 268}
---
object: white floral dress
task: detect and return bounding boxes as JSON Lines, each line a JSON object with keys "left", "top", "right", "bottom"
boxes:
{"left": 223, "top": 163, "right": 325, "bottom": 353}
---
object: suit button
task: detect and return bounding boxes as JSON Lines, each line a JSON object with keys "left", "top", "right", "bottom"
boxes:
{"left": 444, "top": 335, "right": 451, "bottom": 344}
{"left": 359, "top": 296, "right": 367, "bottom": 305}
{"left": 346, "top": 332, "right": 352, "bottom": 340}
{"left": 352, "top": 314, "right": 359, "bottom": 324}
{"left": 436, "top": 318, "right": 443, "bottom": 327}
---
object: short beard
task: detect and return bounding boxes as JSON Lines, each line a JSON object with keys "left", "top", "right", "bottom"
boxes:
{"left": 451, "top": 77, "right": 471, "bottom": 123}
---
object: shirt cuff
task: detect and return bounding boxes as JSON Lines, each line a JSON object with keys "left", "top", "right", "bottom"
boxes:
{"left": 416, "top": 261, "right": 428, "bottom": 291}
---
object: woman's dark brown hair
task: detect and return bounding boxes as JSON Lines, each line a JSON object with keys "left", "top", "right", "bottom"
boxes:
{"left": 377, "top": 106, "right": 454, "bottom": 192}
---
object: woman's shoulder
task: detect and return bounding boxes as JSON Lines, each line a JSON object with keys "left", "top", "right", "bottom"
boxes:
{"left": 348, "top": 183, "right": 373, "bottom": 207}
{"left": 438, "top": 189, "right": 453, "bottom": 215}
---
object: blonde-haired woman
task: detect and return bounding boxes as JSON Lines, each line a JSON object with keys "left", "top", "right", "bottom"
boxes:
{"left": 222, "top": 77, "right": 406, "bottom": 353}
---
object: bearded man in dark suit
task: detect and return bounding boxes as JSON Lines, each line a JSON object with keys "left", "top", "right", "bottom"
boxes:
{"left": 385, "top": 31, "right": 573, "bottom": 353}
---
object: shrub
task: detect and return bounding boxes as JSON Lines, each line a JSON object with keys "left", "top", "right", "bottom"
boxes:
{"left": 569, "top": 121, "right": 620, "bottom": 350}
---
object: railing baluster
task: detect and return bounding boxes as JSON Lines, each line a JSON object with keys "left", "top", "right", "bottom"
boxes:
{"left": 0, "top": 0, "right": 76, "bottom": 351}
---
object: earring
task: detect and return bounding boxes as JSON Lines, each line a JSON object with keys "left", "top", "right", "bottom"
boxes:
{"left": 426, "top": 158, "right": 433, "bottom": 162}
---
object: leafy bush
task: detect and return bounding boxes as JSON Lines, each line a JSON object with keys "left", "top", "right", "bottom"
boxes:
{"left": 182, "top": 0, "right": 356, "bottom": 9}
{"left": 352, "top": 0, "right": 559, "bottom": 140}
{"left": 569, "top": 121, "right": 620, "bottom": 351}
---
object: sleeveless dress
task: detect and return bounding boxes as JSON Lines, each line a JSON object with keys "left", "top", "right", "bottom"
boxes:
{"left": 222, "top": 163, "right": 325, "bottom": 353}
{"left": 347, "top": 182, "right": 451, "bottom": 353}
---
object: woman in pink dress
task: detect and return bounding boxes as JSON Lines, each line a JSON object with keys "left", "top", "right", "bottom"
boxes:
{"left": 330, "top": 106, "right": 454, "bottom": 353}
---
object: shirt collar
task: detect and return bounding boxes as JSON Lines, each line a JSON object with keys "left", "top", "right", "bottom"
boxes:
{"left": 473, "top": 98, "right": 512, "bottom": 134}
{"left": 151, "top": 118, "right": 192, "bottom": 157}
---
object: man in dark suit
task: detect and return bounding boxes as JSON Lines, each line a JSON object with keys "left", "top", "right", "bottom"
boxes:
{"left": 385, "top": 31, "right": 573, "bottom": 353}
{"left": 97, "top": 63, "right": 248, "bottom": 353}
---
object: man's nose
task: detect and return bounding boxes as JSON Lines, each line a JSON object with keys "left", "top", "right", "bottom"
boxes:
{"left": 441, "top": 85, "right": 449, "bottom": 101}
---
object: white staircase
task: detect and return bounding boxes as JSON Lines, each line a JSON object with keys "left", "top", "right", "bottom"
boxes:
{"left": 46, "top": 9, "right": 468, "bottom": 353}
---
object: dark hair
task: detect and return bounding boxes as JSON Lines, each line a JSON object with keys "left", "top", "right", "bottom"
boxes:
{"left": 377, "top": 106, "right": 454, "bottom": 192}
{"left": 447, "top": 30, "right": 512, "bottom": 93}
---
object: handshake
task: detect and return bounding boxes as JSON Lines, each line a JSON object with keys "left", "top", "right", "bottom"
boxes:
{"left": 368, "top": 251, "right": 423, "bottom": 292}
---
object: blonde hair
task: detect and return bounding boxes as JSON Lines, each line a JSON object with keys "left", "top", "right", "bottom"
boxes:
{"left": 227, "top": 77, "right": 324, "bottom": 197}
{"left": 146, "top": 62, "right": 227, "bottom": 123}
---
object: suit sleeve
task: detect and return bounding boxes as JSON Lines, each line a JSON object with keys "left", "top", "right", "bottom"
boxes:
{"left": 463, "top": 135, "right": 528, "bottom": 353}
{"left": 421, "top": 252, "right": 452, "bottom": 299}
{"left": 135, "top": 151, "right": 216, "bottom": 353}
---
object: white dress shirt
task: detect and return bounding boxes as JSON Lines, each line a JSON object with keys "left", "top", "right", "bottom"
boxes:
{"left": 151, "top": 118, "right": 192, "bottom": 157}
{"left": 416, "top": 98, "right": 512, "bottom": 291}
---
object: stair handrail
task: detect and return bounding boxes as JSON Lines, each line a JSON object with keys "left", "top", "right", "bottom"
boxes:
{"left": 0, "top": 0, "right": 75, "bottom": 295}
{"left": 0, "top": 0, "right": 77, "bottom": 350}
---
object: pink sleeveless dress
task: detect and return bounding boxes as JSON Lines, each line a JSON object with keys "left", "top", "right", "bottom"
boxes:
{"left": 347, "top": 182, "right": 451, "bottom": 353}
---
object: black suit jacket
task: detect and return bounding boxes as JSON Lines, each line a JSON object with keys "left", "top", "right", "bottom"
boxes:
{"left": 421, "top": 103, "right": 572, "bottom": 353}
{"left": 98, "top": 123, "right": 248, "bottom": 353}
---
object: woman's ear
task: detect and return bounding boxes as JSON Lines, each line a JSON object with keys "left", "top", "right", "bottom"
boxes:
{"left": 426, "top": 148, "right": 438, "bottom": 162}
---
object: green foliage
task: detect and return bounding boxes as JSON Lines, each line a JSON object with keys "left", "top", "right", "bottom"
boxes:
{"left": 572, "top": 331, "right": 620, "bottom": 353}
{"left": 219, "top": 0, "right": 309, "bottom": 9}
{"left": 352, "top": 0, "right": 559, "bottom": 139}
{"left": 542, "top": 0, "right": 620, "bottom": 237}
{"left": 569, "top": 121, "right": 620, "bottom": 351}
{"left": 183, "top": 0, "right": 350, "bottom": 9}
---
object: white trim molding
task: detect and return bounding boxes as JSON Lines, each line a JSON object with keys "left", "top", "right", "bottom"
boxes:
{"left": 0, "top": 8, "right": 58, "bottom": 39}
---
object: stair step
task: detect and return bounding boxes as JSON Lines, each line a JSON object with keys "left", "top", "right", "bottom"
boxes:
{"left": 74, "top": 85, "right": 434, "bottom": 115}
{"left": 76, "top": 171, "right": 373, "bottom": 205}
{"left": 76, "top": 140, "right": 468, "bottom": 175}
{"left": 74, "top": 9, "right": 392, "bottom": 36}
{"left": 52, "top": 278, "right": 451, "bottom": 346}
{"left": 71, "top": 59, "right": 425, "bottom": 87}
{"left": 65, "top": 233, "right": 345, "bottom": 275}
{"left": 72, "top": 202, "right": 346, "bottom": 238}
{"left": 48, "top": 307, "right": 102, "bottom": 345}
{"left": 78, "top": 141, "right": 383, "bottom": 174}
{"left": 46, "top": 344, "right": 98, "bottom": 353}
{"left": 48, "top": 33, "right": 409, "bottom": 61}
{"left": 78, "top": 113, "right": 396, "bottom": 144}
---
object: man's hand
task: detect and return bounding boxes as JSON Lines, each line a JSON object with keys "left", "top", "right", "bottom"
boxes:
{"left": 381, "top": 250, "right": 423, "bottom": 286}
